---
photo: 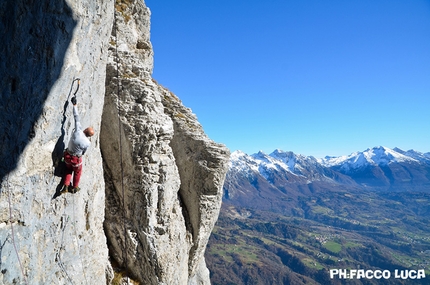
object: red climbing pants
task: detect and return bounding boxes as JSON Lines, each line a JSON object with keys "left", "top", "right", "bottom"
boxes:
{"left": 63, "top": 150, "right": 83, "bottom": 188}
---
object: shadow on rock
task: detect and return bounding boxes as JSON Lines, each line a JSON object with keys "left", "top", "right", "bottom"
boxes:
{"left": 0, "top": 0, "right": 77, "bottom": 185}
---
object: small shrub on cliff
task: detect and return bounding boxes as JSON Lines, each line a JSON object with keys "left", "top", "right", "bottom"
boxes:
{"left": 115, "top": 0, "right": 133, "bottom": 23}
{"left": 112, "top": 269, "right": 140, "bottom": 285}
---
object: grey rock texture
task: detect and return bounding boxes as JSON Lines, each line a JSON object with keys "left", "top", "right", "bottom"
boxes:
{"left": 101, "top": 1, "right": 230, "bottom": 284}
{"left": 163, "top": 89, "right": 231, "bottom": 283}
{"left": 0, "top": 0, "right": 114, "bottom": 284}
{"left": 0, "top": 0, "right": 229, "bottom": 284}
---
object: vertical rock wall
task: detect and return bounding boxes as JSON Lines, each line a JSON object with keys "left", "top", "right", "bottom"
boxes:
{"left": 162, "top": 91, "right": 231, "bottom": 283}
{"left": 0, "top": 0, "right": 113, "bottom": 284}
{"left": 0, "top": 0, "right": 229, "bottom": 284}
{"left": 101, "top": 0, "right": 230, "bottom": 284}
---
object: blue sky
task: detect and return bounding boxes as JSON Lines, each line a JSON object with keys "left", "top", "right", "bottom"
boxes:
{"left": 145, "top": 0, "right": 430, "bottom": 158}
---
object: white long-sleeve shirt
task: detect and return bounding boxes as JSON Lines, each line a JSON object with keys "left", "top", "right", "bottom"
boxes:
{"left": 67, "top": 105, "right": 91, "bottom": 157}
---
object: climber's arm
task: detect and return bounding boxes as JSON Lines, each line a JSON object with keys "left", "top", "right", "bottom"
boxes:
{"left": 71, "top": 97, "right": 83, "bottom": 132}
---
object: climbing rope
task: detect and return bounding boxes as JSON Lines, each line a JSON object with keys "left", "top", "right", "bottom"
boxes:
{"left": 56, "top": 210, "right": 75, "bottom": 285}
{"left": 5, "top": 175, "right": 29, "bottom": 285}
{"left": 69, "top": 77, "right": 89, "bottom": 284}
{"left": 2, "top": 40, "right": 39, "bottom": 284}
{"left": 68, "top": 77, "right": 89, "bottom": 285}
{"left": 113, "top": 3, "right": 128, "bottom": 270}
{"left": 71, "top": 193, "right": 89, "bottom": 285}
{"left": 2, "top": 34, "right": 84, "bottom": 285}
{"left": 54, "top": 78, "right": 89, "bottom": 285}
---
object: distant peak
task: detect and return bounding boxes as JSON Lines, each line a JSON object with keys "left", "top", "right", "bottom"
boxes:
{"left": 393, "top": 147, "right": 405, "bottom": 153}
{"left": 230, "top": 150, "right": 248, "bottom": 161}
{"left": 270, "top": 149, "right": 295, "bottom": 156}
{"left": 369, "top": 146, "right": 389, "bottom": 152}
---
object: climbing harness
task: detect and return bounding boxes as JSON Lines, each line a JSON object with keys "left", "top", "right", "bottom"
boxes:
{"left": 113, "top": 5, "right": 128, "bottom": 270}
{"left": 64, "top": 150, "right": 83, "bottom": 168}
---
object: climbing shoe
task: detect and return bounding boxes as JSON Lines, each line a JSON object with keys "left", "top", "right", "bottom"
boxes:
{"left": 60, "top": 185, "right": 69, "bottom": 194}
{"left": 71, "top": 187, "right": 80, "bottom": 194}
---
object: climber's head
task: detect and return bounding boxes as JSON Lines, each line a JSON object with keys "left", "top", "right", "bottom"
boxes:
{"left": 84, "top": 127, "right": 95, "bottom": 137}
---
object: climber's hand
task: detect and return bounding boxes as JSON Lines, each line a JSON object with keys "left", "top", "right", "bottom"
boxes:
{"left": 71, "top": 96, "right": 77, "bottom": 105}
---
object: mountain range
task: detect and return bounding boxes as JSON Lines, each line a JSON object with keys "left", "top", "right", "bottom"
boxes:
{"left": 206, "top": 146, "right": 430, "bottom": 284}
{"left": 226, "top": 146, "right": 430, "bottom": 207}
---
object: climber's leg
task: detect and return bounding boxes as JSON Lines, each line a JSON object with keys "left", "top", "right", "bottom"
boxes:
{"left": 60, "top": 163, "right": 73, "bottom": 194}
{"left": 72, "top": 158, "right": 83, "bottom": 189}
{"left": 64, "top": 167, "right": 73, "bottom": 186}
{"left": 63, "top": 151, "right": 73, "bottom": 187}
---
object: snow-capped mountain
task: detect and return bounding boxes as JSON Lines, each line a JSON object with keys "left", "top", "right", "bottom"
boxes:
{"left": 230, "top": 149, "right": 354, "bottom": 183}
{"left": 230, "top": 150, "right": 317, "bottom": 179}
{"left": 230, "top": 146, "right": 430, "bottom": 178}
{"left": 320, "top": 146, "right": 429, "bottom": 171}
{"left": 225, "top": 147, "right": 430, "bottom": 212}
{"left": 230, "top": 146, "right": 429, "bottom": 181}
{"left": 393, "top": 147, "right": 430, "bottom": 162}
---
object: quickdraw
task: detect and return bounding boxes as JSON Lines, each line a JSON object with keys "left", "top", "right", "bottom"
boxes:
{"left": 72, "top": 78, "right": 80, "bottom": 97}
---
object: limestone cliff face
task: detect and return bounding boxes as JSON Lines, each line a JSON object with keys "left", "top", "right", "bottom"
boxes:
{"left": 0, "top": 0, "right": 229, "bottom": 284}
{"left": 101, "top": 1, "right": 230, "bottom": 284}
{"left": 0, "top": 0, "right": 113, "bottom": 284}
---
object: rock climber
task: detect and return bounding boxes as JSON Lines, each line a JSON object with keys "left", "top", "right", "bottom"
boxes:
{"left": 61, "top": 96, "right": 94, "bottom": 194}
